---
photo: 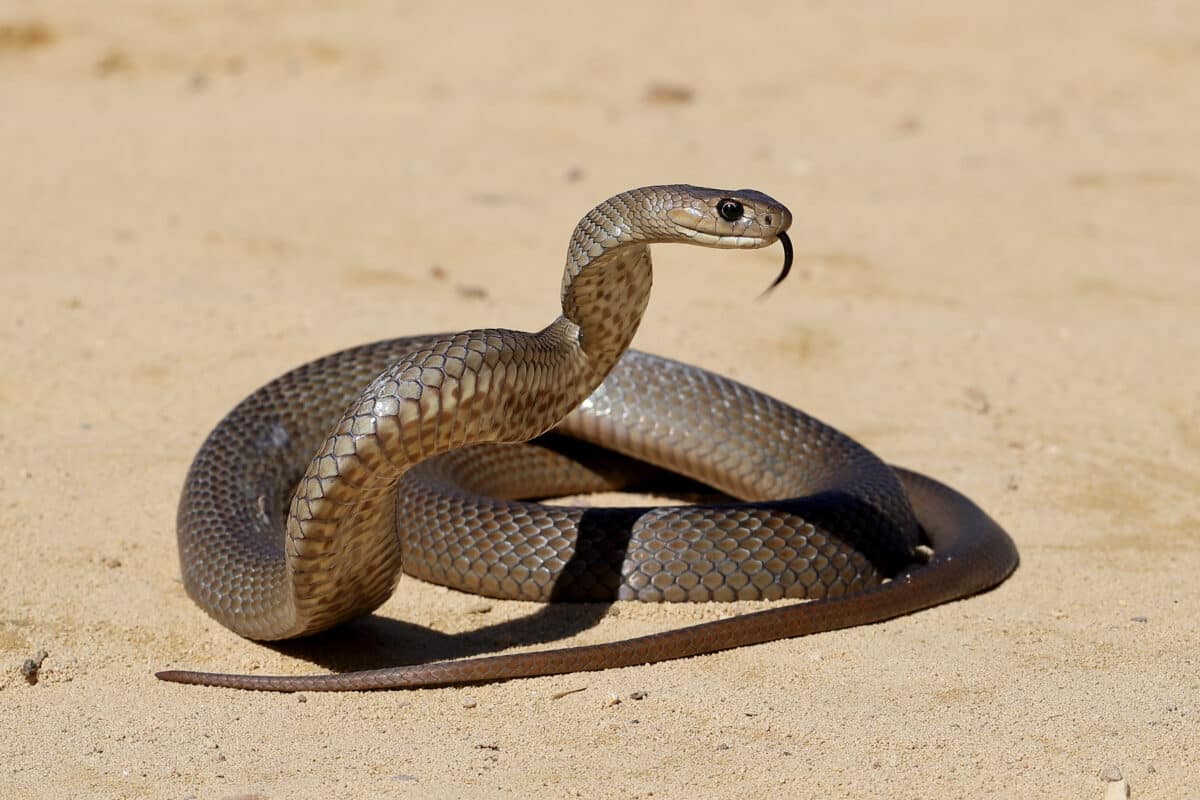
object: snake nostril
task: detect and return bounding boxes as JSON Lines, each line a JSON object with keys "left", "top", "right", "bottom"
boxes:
{"left": 764, "top": 214, "right": 773, "bottom": 225}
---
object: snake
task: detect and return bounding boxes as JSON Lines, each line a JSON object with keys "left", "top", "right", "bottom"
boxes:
{"left": 157, "top": 185, "right": 1018, "bottom": 692}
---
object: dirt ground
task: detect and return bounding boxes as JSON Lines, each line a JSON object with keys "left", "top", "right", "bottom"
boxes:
{"left": 1, "top": 2, "right": 1197, "bottom": 798}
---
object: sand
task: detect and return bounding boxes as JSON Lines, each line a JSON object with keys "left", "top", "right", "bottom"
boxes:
{"left": 2, "top": 2, "right": 1197, "bottom": 798}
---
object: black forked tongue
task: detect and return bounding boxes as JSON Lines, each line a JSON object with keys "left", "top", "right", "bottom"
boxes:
{"left": 758, "top": 231, "right": 793, "bottom": 298}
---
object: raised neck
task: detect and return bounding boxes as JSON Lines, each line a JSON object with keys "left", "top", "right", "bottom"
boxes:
{"left": 558, "top": 192, "right": 654, "bottom": 373}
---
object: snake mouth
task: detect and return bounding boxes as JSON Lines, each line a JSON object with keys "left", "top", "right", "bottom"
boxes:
{"left": 759, "top": 231, "right": 793, "bottom": 297}
{"left": 674, "top": 229, "right": 780, "bottom": 248}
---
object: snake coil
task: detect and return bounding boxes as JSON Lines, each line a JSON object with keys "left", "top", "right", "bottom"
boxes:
{"left": 158, "top": 185, "right": 1017, "bottom": 691}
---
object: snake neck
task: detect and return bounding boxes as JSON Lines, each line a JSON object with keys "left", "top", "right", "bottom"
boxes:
{"left": 273, "top": 229, "right": 656, "bottom": 637}
{"left": 559, "top": 191, "right": 655, "bottom": 377}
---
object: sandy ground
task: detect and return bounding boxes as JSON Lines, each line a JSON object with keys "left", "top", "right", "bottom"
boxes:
{"left": 1, "top": 2, "right": 1198, "bottom": 798}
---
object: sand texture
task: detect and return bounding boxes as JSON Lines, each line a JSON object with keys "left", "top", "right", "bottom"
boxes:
{"left": 1, "top": 2, "right": 1198, "bottom": 798}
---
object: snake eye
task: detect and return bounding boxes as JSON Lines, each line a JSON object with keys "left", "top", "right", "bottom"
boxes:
{"left": 717, "top": 199, "right": 744, "bottom": 222}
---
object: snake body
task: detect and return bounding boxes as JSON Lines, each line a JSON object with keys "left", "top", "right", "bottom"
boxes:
{"left": 158, "top": 185, "right": 1017, "bottom": 691}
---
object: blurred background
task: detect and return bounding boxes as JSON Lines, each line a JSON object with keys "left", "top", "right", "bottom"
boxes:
{"left": 1, "top": 2, "right": 1197, "bottom": 798}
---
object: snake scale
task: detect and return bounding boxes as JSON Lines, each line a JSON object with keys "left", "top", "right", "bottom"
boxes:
{"left": 157, "top": 185, "right": 1018, "bottom": 692}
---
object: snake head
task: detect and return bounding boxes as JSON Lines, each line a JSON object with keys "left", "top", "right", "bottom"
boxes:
{"left": 662, "top": 185, "right": 794, "bottom": 295}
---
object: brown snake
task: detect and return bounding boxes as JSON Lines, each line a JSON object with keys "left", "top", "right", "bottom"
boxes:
{"left": 157, "top": 185, "right": 1018, "bottom": 692}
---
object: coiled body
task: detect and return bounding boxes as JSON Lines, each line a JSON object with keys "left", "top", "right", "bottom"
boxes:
{"left": 160, "top": 185, "right": 1017, "bottom": 691}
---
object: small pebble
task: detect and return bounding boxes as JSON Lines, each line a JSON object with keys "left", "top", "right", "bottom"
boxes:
{"left": 296, "top": 694, "right": 307, "bottom": 703}
{"left": 1130, "top": 616, "right": 1147, "bottom": 623}
{"left": 20, "top": 650, "right": 48, "bottom": 685}
{"left": 602, "top": 693, "right": 621, "bottom": 708}
{"left": 1098, "top": 764, "right": 1123, "bottom": 782}
{"left": 629, "top": 690, "right": 648, "bottom": 701}
{"left": 461, "top": 697, "right": 477, "bottom": 709}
